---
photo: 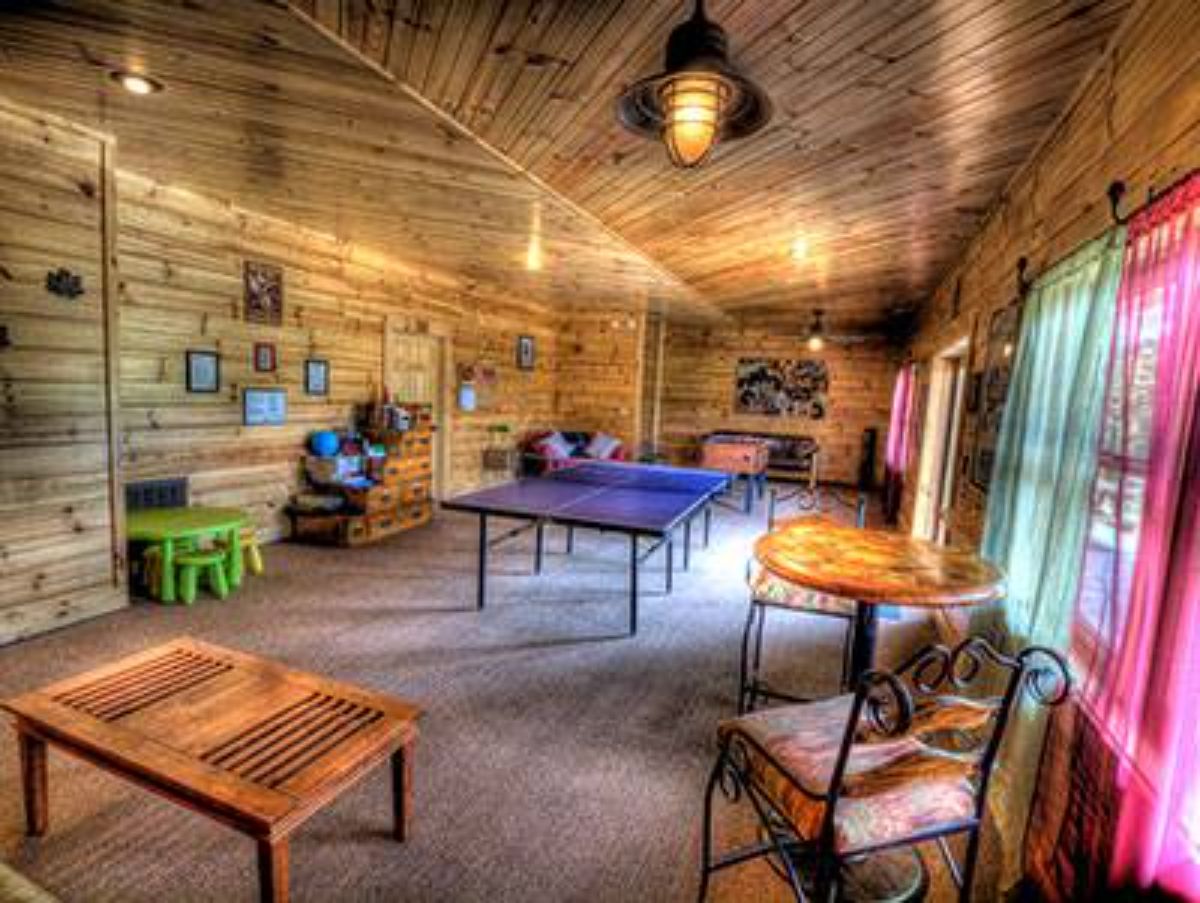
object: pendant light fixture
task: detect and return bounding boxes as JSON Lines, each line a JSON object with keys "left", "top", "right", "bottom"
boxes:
{"left": 806, "top": 310, "right": 826, "bottom": 353}
{"left": 616, "top": 0, "right": 771, "bottom": 168}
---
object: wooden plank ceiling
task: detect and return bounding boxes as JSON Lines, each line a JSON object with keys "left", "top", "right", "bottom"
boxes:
{"left": 294, "top": 0, "right": 1132, "bottom": 331}
{"left": 0, "top": 0, "right": 694, "bottom": 314}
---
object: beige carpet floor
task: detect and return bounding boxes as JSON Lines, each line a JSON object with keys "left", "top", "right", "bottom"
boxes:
{"left": 0, "top": 494, "right": 984, "bottom": 902}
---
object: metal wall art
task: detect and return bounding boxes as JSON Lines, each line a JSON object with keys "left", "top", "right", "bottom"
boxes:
{"left": 734, "top": 358, "right": 829, "bottom": 419}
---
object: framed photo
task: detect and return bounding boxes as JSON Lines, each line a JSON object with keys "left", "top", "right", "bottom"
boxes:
{"left": 243, "top": 387, "right": 287, "bottom": 426}
{"left": 185, "top": 350, "right": 220, "bottom": 393}
{"left": 243, "top": 260, "right": 283, "bottom": 325}
{"left": 253, "top": 342, "right": 277, "bottom": 373}
{"left": 971, "top": 302, "right": 1023, "bottom": 491}
{"left": 304, "top": 358, "right": 329, "bottom": 396}
{"left": 516, "top": 335, "right": 536, "bottom": 370}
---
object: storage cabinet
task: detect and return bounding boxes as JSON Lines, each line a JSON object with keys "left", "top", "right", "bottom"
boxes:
{"left": 289, "top": 404, "right": 434, "bottom": 546}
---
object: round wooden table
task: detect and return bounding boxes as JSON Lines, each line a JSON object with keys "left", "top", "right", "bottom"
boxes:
{"left": 754, "top": 517, "right": 1004, "bottom": 684}
{"left": 127, "top": 507, "right": 247, "bottom": 603}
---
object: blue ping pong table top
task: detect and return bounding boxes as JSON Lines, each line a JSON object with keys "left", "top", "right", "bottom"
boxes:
{"left": 442, "top": 460, "right": 729, "bottom": 534}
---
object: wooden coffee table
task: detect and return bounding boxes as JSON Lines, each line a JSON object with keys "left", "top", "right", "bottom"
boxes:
{"left": 2, "top": 638, "right": 422, "bottom": 903}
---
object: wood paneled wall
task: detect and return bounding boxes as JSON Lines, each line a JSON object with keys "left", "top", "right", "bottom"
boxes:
{"left": 450, "top": 311, "right": 558, "bottom": 491}
{"left": 901, "top": 0, "right": 1200, "bottom": 546}
{"left": 659, "top": 325, "right": 899, "bottom": 484}
{"left": 554, "top": 307, "right": 646, "bottom": 450}
{"left": 117, "top": 173, "right": 560, "bottom": 537}
{"left": 0, "top": 104, "right": 125, "bottom": 644}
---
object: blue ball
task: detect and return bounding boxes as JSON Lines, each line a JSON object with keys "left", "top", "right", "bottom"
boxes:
{"left": 310, "top": 431, "right": 340, "bottom": 457}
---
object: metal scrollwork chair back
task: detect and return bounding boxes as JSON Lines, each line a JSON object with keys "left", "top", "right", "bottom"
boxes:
{"left": 702, "top": 635, "right": 1071, "bottom": 903}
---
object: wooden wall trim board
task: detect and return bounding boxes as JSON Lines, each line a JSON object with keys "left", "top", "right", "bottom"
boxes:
{"left": 901, "top": 0, "right": 1200, "bottom": 547}
{"left": 100, "top": 134, "right": 124, "bottom": 587}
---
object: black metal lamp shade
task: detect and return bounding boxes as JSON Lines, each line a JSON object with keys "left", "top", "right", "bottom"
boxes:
{"left": 616, "top": 0, "right": 771, "bottom": 168}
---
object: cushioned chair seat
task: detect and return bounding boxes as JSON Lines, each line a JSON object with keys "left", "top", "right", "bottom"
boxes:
{"left": 748, "top": 567, "right": 857, "bottom": 618}
{"left": 719, "top": 695, "right": 978, "bottom": 853}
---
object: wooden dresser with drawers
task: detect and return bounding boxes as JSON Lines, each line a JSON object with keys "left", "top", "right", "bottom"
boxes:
{"left": 290, "top": 403, "right": 434, "bottom": 546}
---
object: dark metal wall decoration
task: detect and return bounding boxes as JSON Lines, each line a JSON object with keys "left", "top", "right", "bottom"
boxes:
{"left": 971, "top": 302, "right": 1022, "bottom": 490}
{"left": 0, "top": 325, "right": 10, "bottom": 351}
{"left": 734, "top": 358, "right": 828, "bottom": 418}
{"left": 243, "top": 260, "right": 283, "bottom": 325}
{"left": 45, "top": 268, "right": 84, "bottom": 299}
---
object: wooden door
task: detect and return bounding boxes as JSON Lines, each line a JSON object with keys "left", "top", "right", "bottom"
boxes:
{"left": 383, "top": 322, "right": 447, "bottom": 498}
{"left": 0, "top": 103, "right": 125, "bottom": 644}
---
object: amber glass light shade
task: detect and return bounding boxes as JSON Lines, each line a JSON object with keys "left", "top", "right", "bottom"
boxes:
{"left": 659, "top": 74, "right": 730, "bottom": 168}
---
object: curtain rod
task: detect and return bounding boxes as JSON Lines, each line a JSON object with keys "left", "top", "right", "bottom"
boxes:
{"left": 1109, "top": 167, "right": 1199, "bottom": 225}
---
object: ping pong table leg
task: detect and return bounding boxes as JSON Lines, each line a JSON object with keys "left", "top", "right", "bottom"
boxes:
{"left": 628, "top": 533, "right": 639, "bottom": 636}
{"left": 665, "top": 536, "right": 674, "bottom": 593}
{"left": 566, "top": 525, "right": 575, "bottom": 555}
{"left": 476, "top": 514, "right": 488, "bottom": 611}
{"left": 704, "top": 504, "right": 712, "bottom": 547}
{"left": 534, "top": 521, "right": 545, "bottom": 574}
{"left": 683, "top": 518, "right": 692, "bottom": 571}
{"left": 743, "top": 476, "right": 754, "bottom": 513}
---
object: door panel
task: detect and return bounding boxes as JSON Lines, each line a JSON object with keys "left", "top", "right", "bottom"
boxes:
{"left": 0, "top": 103, "right": 125, "bottom": 644}
{"left": 383, "top": 323, "right": 446, "bottom": 498}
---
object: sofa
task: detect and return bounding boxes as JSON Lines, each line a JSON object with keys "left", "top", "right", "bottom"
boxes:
{"left": 520, "top": 430, "right": 627, "bottom": 476}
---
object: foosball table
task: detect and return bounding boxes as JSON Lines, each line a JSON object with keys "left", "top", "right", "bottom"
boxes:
{"left": 700, "top": 436, "right": 769, "bottom": 513}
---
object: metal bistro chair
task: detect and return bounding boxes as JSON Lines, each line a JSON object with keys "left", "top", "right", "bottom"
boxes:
{"left": 739, "top": 492, "right": 867, "bottom": 714}
{"left": 701, "top": 636, "right": 1072, "bottom": 903}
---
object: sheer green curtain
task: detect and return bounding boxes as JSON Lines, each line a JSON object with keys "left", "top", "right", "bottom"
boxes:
{"left": 979, "top": 227, "right": 1125, "bottom": 894}
{"left": 983, "top": 228, "right": 1126, "bottom": 647}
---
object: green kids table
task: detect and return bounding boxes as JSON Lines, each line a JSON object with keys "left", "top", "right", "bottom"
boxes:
{"left": 126, "top": 507, "right": 247, "bottom": 603}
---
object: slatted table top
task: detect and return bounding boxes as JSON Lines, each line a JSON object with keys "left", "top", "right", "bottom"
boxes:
{"left": 754, "top": 517, "right": 1005, "bottom": 607}
{"left": 2, "top": 638, "right": 422, "bottom": 836}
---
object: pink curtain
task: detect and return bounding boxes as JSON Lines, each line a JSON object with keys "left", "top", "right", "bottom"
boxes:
{"left": 1074, "top": 172, "right": 1200, "bottom": 898}
{"left": 883, "top": 363, "right": 915, "bottom": 524}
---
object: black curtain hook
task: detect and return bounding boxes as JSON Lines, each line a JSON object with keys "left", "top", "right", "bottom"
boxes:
{"left": 1108, "top": 179, "right": 1130, "bottom": 225}
{"left": 1016, "top": 256, "right": 1032, "bottom": 300}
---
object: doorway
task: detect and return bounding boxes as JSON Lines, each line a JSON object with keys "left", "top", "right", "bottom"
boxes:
{"left": 384, "top": 320, "right": 450, "bottom": 499}
{"left": 912, "top": 337, "right": 969, "bottom": 543}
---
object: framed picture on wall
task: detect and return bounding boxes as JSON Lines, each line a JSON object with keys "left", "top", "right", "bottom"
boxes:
{"left": 243, "top": 260, "right": 283, "bottom": 325}
{"left": 304, "top": 358, "right": 329, "bottom": 396}
{"left": 971, "top": 302, "right": 1022, "bottom": 490}
{"left": 253, "top": 342, "right": 277, "bottom": 373}
{"left": 516, "top": 335, "right": 536, "bottom": 370}
{"left": 185, "top": 350, "right": 220, "bottom": 393}
{"left": 734, "top": 358, "right": 829, "bottom": 419}
{"left": 243, "top": 387, "right": 287, "bottom": 426}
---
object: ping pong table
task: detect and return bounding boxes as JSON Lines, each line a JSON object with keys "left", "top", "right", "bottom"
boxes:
{"left": 441, "top": 461, "right": 730, "bottom": 635}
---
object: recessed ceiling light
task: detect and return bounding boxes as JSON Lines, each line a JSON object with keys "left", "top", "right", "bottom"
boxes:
{"left": 110, "top": 70, "right": 164, "bottom": 96}
{"left": 791, "top": 236, "right": 809, "bottom": 262}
